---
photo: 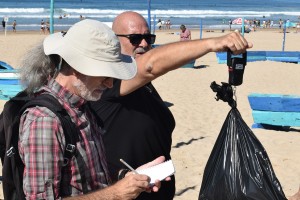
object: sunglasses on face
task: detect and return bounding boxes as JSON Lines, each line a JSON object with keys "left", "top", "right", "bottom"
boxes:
{"left": 116, "top": 34, "right": 156, "bottom": 45}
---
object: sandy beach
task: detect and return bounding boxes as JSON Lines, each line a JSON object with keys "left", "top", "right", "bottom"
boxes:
{"left": 0, "top": 27, "right": 300, "bottom": 199}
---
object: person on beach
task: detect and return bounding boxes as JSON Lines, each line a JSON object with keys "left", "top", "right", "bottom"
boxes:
{"left": 2, "top": 18, "right": 6, "bottom": 31}
{"left": 40, "top": 19, "right": 45, "bottom": 34}
{"left": 80, "top": 15, "right": 85, "bottom": 20}
{"left": 17, "top": 19, "right": 165, "bottom": 200}
{"left": 296, "top": 22, "right": 300, "bottom": 33}
{"left": 229, "top": 19, "right": 232, "bottom": 31}
{"left": 179, "top": 24, "right": 191, "bottom": 41}
{"left": 89, "top": 11, "right": 252, "bottom": 200}
{"left": 166, "top": 19, "right": 171, "bottom": 29}
{"left": 45, "top": 20, "right": 50, "bottom": 34}
{"left": 12, "top": 20, "right": 17, "bottom": 32}
{"left": 279, "top": 19, "right": 283, "bottom": 29}
{"left": 157, "top": 19, "right": 162, "bottom": 30}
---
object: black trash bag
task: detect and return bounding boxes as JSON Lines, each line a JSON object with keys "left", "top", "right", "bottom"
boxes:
{"left": 199, "top": 82, "right": 287, "bottom": 200}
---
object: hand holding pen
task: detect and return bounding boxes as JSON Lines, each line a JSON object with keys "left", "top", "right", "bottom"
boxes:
{"left": 120, "top": 159, "right": 139, "bottom": 174}
{"left": 119, "top": 156, "right": 170, "bottom": 192}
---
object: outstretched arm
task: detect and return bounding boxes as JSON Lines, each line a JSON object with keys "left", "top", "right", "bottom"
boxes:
{"left": 120, "top": 31, "right": 253, "bottom": 95}
{"left": 289, "top": 186, "right": 300, "bottom": 200}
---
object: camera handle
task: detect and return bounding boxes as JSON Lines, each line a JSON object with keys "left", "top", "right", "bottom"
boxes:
{"left": 210, "top": 81, "right": 236, "bottom": 108}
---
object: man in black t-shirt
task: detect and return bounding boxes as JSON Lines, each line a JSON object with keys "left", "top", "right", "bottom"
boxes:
{"left": 90, "top": 11, "right": 252, "bottom": 200}
{"left": 90, "top": 12, "right": 176, "bottom": 200}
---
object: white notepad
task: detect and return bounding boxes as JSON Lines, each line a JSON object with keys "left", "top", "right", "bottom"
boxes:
{"left": 136, "top": 160, "right": 175, "bottom": 184}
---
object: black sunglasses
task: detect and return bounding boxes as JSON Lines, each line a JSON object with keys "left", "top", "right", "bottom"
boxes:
{"left": 116, "top": 34, "right": 156, "bottom": 45}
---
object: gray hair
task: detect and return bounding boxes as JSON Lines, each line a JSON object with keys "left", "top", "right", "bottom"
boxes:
{"left": 19, "top": 41, "right": 60, "bottom": 94}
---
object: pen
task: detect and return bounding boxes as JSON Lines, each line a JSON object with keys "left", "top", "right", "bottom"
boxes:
{"left": 120, "top": 159, "right": 139, "bottom": 174}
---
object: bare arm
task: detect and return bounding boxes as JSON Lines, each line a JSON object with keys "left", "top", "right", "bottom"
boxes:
{"left": 120, "top": 31, "right": 253, "bottom": 95}
{"left": 63, "top": 174, "right": 150, "bottom": 200}
{"left": 63, "top": 156, "right": 167, "bottom": 200}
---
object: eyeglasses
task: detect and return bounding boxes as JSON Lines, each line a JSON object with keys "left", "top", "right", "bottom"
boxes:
{"left": 116, "top": 34, "right": 156, "bottom": 45}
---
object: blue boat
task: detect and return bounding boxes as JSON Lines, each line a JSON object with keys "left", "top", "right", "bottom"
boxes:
{"left": 216, "top": 51, "right": 300, "bottom": 64}
{"left": 248, "top": 93, "right": 300, "bottom": 129}
{"left": 0, "top": 61, "right": 14, "bottom": 70}
{"left": 0, "top": 61, "right": 22, "bottom": 100}
{"left": 0, "top": 61, "right": 20, "bottom": 84}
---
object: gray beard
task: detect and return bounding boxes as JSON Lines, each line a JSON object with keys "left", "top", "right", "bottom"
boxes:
{"left": 73, "top": 78, "right": 101, "bottom": 101}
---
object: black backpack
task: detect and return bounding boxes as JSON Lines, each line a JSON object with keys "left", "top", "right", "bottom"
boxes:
{"left": 0, "top": 90, "right": 79, "bottom": 200}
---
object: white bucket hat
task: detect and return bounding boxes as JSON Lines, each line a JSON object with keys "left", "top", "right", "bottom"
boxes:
{"left": 43, "top": 19, "right": 137, "bottom": 80}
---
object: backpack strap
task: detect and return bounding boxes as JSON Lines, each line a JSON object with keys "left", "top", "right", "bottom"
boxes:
{"left": 21, "top": 93, "right": 89, "bottom": 194}
{"left": 20, "top": 94, "right": 79, "bottom": 165}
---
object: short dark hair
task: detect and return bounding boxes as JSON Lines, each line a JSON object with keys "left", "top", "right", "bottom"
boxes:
{"left": 180, "top": 24, "right": 186, "bottom": 30}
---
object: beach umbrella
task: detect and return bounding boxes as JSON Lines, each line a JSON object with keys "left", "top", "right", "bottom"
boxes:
{"left": 200, "top": 19, "right": 203, "bottom": 39}
{"left": 153, "top": 14, "right": 156, "bottom": 34}
{"left": 241, "top": 17, "right": 245, "bottom": 36}
{"left": 232, "top": 17, "right": 248, "bottom": 25}
{"left": 282, "top": 20, "right": 297, "bottom": 51}
{"left": 147, "top": 0, "right": 151, "bottom": 32}
{"left": 232, "top": 17, "right": 248, "bottom": 36}
{"left": 282, "top": 22, "right": 287, "bottom": 51}
{"left": 50, "top": 0, "right": 54, "bottom": 34}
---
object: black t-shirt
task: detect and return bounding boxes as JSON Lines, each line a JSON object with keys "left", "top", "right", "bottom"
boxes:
{"left": 90, "top": 79, "right": 176, "bottom": 199}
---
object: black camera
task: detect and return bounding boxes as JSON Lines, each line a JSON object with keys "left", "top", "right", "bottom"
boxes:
{"left": 227, "top": 51, "right": 247, "bottom": 86}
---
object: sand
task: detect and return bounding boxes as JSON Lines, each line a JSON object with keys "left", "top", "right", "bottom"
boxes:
{"left": 0, "top": 28, "right": 299, "bottom": 199}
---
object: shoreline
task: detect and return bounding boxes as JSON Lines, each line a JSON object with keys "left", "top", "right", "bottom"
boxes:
{"left": 1, "top": 27, "right": 297, "bottom": 39}
{"left": 1, "top": 27, "right": 300, "bottom": 69}
{"left": 2, "top": 26, "right": 297, "bottom": 34}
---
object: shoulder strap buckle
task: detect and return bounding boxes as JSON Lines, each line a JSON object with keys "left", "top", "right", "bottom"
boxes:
{"left": 66, "top": 144, "right": 76, "bottom": 153}
{"left": 62, "top": 144, "right": 77, "bottom": 166}
{"left": 6, "top": 147, "right": 15, "bottom": 157}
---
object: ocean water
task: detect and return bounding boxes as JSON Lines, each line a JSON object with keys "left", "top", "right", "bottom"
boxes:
{"left": 1, "top": 0, "right": 300, "bottom": 31}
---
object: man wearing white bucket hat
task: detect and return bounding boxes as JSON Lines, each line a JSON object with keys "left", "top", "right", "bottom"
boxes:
{"left": 17, "top": 19, "right": 165, "bottom": 199}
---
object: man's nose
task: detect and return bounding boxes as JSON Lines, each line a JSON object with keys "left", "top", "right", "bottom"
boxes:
{"left": 140, "top": 38, "right": 149, "bottom": 47}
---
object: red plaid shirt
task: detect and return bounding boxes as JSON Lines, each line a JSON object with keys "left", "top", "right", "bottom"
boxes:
{"left": 19, "top": 79, "right": 111, "bottom": 199}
